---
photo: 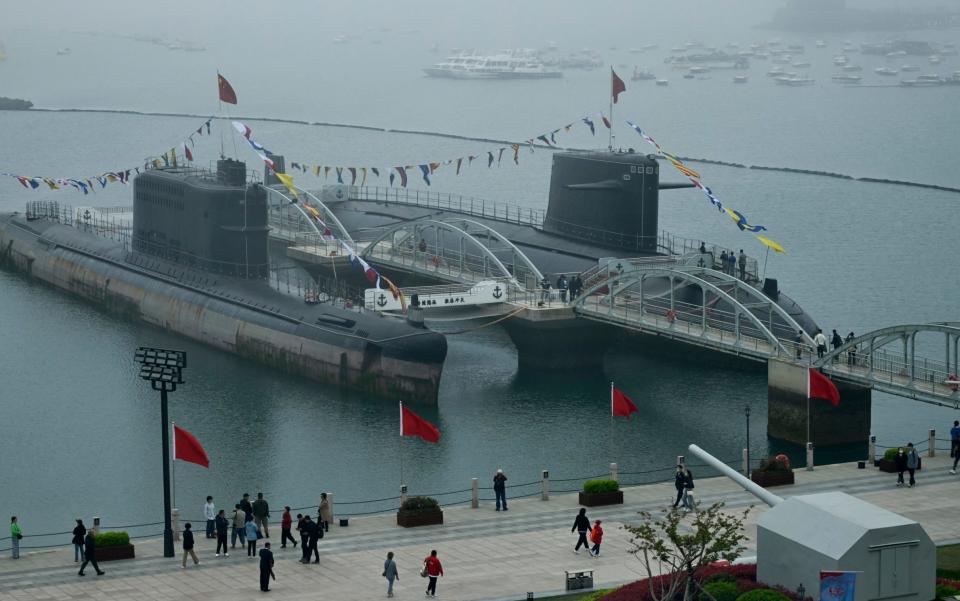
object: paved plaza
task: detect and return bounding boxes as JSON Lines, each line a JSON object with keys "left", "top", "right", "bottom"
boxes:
{"left": 2, "top": 454, "right": 959, "bottom": 601}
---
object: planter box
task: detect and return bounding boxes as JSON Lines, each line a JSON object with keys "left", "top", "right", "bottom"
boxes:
{"left": 397, "top": 509, "right": 443, "bottom": 528}
{"left": 96, "top": 544, "right": 135, "bottom": 562}
{"left": 878, "top": 457, "right": 922, "bottom": 473}
{"left": 750, "top": 470, "right": 795, "bottom": 488}
{"left": 578, "top": 490, "right": 623, "bottom": 507}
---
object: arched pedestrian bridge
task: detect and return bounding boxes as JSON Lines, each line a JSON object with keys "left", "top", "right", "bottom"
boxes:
{"left": 815, "top": 323, "right": 960, "bottom": 406}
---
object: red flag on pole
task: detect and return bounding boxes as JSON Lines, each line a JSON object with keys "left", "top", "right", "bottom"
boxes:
{"left": 400, "top": 402, "right": 441, "bottom": 443}
{"left": 217, "top": 73, "right": 238, "bottom": 105}
{"left": 808, "top": 368, "right": 840, "bottom": 407}
{"left": 183, "top": 143, "right": 193, "bottom": 162}
{"left": 611, "top": 68, "right": 626, "bottom": 104}
{"left": 173, "top": 424, "right": 210, "bottom": 467}
{"left": 611, "top": 383, "right": 639, "bottom": 419}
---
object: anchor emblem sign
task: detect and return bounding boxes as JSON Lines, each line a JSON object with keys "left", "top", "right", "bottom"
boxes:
{"left": 492, "top": 285, "right": 503, "bottom": 299}
{"left": 376, "top": 293, "right": 388, "bottom": 307}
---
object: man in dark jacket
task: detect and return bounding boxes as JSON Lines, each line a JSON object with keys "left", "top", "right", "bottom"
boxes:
{"left": 493, "top": 469, "right": 508, "bottom": 511}
{"left": 672, "top": 465, "right": 686, "bottom": 508}
{"left": 297, "top": 514, "right": 309, "bottom": 558}
{"left": 252, "top": 492, "right": 270, "bottom": 538}
{"left": 239, "top": 493, "right": 253, "bottom": 522}
{"left": 259, "top": 542, "right": 275, "bottom": 591}
{"left": 894, "top": 448, "right": 908, "bottom": 487}
{"left": 299, "top": 516, "right": 318, "bottom": 563}
{"left": 78, "top": 531, "right": 104, "bottom": 576}
{"left": 571, "top": 508, "right": 592, "bottom": 555}
{"left": 215, "top": 510, "right": 230, "bottom": 556}
{"left": 182, "top": 523, "right": 199, "bottom": 568}
{"left": 72, "top": 519, "right": 86, "bottom": 562}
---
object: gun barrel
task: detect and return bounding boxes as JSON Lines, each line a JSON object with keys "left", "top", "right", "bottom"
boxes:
{"left": 687, "top": 444, "right": 782, "bottom": 508}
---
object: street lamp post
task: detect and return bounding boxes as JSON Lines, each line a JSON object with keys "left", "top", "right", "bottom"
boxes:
{"left": 745, "top": 405, "right": 751, "bottom": 478}
{"left": 134, "top": 347, "right": 187, "bottom": 559}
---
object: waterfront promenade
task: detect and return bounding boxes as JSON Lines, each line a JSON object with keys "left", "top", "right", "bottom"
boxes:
{"left": 2, "top": 455, "right": 960, "bottom": 601}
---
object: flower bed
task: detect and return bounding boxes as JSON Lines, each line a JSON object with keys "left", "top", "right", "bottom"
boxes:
{"left": 595, "top": 563, "right": 809, "bottom": 601}
{"left": 579, "top": 479, "right": 623, "bottom": 507}
{"left": 93, "top": 532, "right": 135, "bottom": 561}
{"left": 396, "top": 496, "right": 443, "bottom": 528}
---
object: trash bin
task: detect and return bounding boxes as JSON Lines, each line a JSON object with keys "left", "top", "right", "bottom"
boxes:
{"left": 565, "top": 569, "right": 594, "bottom": 591}
{"left": 339, "top": 518, "right": 349, "bottom": 527}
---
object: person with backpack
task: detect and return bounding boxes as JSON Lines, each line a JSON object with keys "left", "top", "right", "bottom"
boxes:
{"left": 589, "top": 520, "right": 604, "bottom": 557}
{"left": 181, "top": 523, "right": 199, "bottom": 568}
{"left": 571, "top": 508, "right": 592, "bottom": 554}
{"left": 72, "top": 519, "right": 86, "bottom": 562}
{"left": 682, "top": 467, "right": 695, "bottom": 511}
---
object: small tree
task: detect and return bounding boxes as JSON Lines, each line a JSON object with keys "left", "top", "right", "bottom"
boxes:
{"left": 624, "top": 502, "right": 751, "bottom": 601}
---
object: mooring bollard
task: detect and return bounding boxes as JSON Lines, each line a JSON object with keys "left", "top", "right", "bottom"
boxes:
{"left": 610, "top": 462, "right": 618, "bottom": 482}
{"left": 172, "top": 509, "right": 180, "bottom": 541}
{"left": 541, "top": 470, "right": 550, "bottom": 501}
{"left": 869, "top": 435, "right": 876, "bottom": 463}
{"left": 92, "top": 516, "right": 100, "bottom": 536}
{"left": 471, "top": 478, "right": 479, "bottom": 509}
{"left": 929, "top": 429, "right": 936, "bottom": 458}
{"left": 806, "top": 442, "right": 814, "bottom": 471}
{"left": 742, "top": 448, "right": 749, "bottom": 476}
{"left": 400, "top": 485, "right": 408, "bottom": 506}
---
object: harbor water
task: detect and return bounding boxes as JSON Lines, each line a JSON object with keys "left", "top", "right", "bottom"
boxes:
{"left": 0, "top": 0, "right": 958, "bottom": 540}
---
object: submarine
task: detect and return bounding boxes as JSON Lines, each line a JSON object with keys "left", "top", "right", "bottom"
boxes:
{"left": 289, "top": 149, "right": 819, "bottom": 367}
{"left": 0, "top": 159, "right": 447, "bottom": 402}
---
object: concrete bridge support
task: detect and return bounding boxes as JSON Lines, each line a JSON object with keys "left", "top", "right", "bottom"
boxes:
{"left": 767, "top": 359, "right": 872, "bottom": 446}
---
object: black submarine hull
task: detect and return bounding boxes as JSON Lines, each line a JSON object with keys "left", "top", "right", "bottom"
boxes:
{"left": 0, "top": 212, "right": 446, "bottom": 403}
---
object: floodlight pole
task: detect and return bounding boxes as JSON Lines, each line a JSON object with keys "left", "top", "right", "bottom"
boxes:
{"left": 155, "top": 380, "right": 176, "bottom": 558}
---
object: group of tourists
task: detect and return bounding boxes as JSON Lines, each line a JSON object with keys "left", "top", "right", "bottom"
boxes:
{"left": 716, "top": 248, "right": 749, "bottom": 281}
{"left": 798, "top": 328, "right": 857, "bottom": 363}
{"left": 672, "top": 465, "right": 696, "bottom": 511}
{"left": 539, "top": 274, "right": 584, "bottom": 305}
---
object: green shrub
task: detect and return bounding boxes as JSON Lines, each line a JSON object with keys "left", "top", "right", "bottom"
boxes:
{"left": 583, "top": 479, "right": 620, "bottom": 494}
{"left": 705, "top": 571, "right": 736, "bottom": 585}
{"left": 582, "top": 588, "right": 614, "bottom": 601}
{"left": 400, "top": 496, "right": 440, "bottom": 512}
{"left": 757, "top": 458, "right": 790, "bottom": 473}
{"left": 936, "top": 584, "right": 960, "bottom": 599}
{"left": 700, "top": 580, "right": 741, "bottom": 601}
{"left": 94, "top": 531, "right": 130, "bottom": 547}
{"left": 736, "top": 590, "right": 790, "bottom": 601}
{"left": 884, "top": 448, "right": 903, "bottom": 461}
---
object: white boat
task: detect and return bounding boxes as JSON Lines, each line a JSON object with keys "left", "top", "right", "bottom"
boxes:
{"left": 774, "top": 76, "right": 815, "bottom": 86}
{"left": 733, "top": 75, "right": 748, "bottom": 83}
{"left": 901, "top": 75, "right": 943, "bottom": 87}
{"left": 832, "top": 55, "right": 848, "bottom": 66}
{"left": 56, "top": 47, "right": 71, "bottom": 56}
{"left": 875, "top": 67, "right": 898, "bottom": 76}
{"left": 424, "top": 51, "right": 562, "bottom": 79}
{"left": 792, "top": 61, "right": 811, "bottom": 68}
{"left": 816, "top": 40, "right": 827, "bottom": 48}
{"left": 655, "top": 79, "right": 669, "bottom": 86}
{"left": 901, "top": 64, "right": 920, "bottom": 72}
{"left": 929, "top": 55, "right": 942, "bottom": 65}
{"left": 832, "top": 74, "right": 862, "bottom": 83}
{"left": 631, "top": 67, "right": 656, "bottom": 81}
{"left": 332, "top": 36, "right": 348, "bottom": 44}
{"left": 842, "top": 65, "right": 863, "bottom": 72}
{"left": 886, "top": 50, "right": 907, "bottom": 58}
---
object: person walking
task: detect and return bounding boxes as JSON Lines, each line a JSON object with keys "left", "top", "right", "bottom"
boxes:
{"left": 794, "top": 330, "right": 804, "bottom": 360}
{"left": 671, "top": 465, "right": 685, "bottom": 508}
{"left": 422, "top": 550, "right": 443, "bottom": 598}
{"left": 814, "top": 329, "right": 828, "bottom": 359}
{"left": 296, "top": 514, "right": 309, "bottom": 558}
{"left": 906, "top": 442, "right": 919, "bottom": 487}
{"left": 737, "top": 249, "right": 747, "bottom": 280}
{"left": 951, "top": 421, "right": 960, "bottom": 475}
{"left": 589, "top": 520, "right": 604, "bottom": 557}
{"left": 252, "top": 492, "right": 270, "bottom": 538}
{"left": 259, "top": 542, "right": 275, "bottom": 592}
{"left": 10, "top": 517, "right": 21, "bottom": 560}
{"left": 894, "top": 447, "right": 907, "bottom": 487}
{"left": 245, "top": 516, "right": 259, "bottom": 558}
{"left": 231, "top": 504, "right": 246, "bottom": 548}
{"left": 831, "top": 329, "right": 843, "bottom": 362}
{"left": 493, "top": 469, "right": 508, "bottom": 511}
{"left": 571, "top": 508, "right": 592, "bottom": 554}
{"left": 72, "top": 519, "right": 86, "bottom": 562}
{"left": 383, "top": 551, "right": 399, "bottom": 598}
{"left": 77, "top": 530, "right": 104, "bottom": 576}
{"left": 214, "top": 509, "right": 229, "bottom": 557}
{"left": 181, "top": 523, "right": 199, "bottom": 568}
{"left": 204, "top": 496, "right": 216, "bottom": 539}
{"left": 682, "top": 467, "right": 695, "bottom": 511}
{"left": 280, "top": 506, "right": 297, "bottom": 549}
{"left": 239, "top": 493, "right": 253, "bottom": 523}
{"left": 845, "top": 332, "right": 857, "bottom": 366}
{"left": 307, "top": 515, "right": 320, "bottom": 564}
{"left": 556, "top": 274, "right": 568, "bottom": 303}
{"left": 319, "top": 492, "right": 332, "bottom": 533}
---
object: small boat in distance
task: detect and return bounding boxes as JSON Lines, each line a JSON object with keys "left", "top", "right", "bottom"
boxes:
{"left": 424, "top": 51, "right": 562, "bottom": 79}
{"left": 774, "top": 76, "right": 815, "bottom": 86}
{"left": 733, "top": 75, "right": 748, "bottom": 83}
{"left": 875, "top": 67, "right": 898, "bottom": 76}
{"left": 655, "top": 79, "right": 669, "bottom": 86}
{"left": 832, "top": 74, "right": 862, "bottom": 83}
{"left": 56, "top": 47, "right": 71, "bottom": 56}
{"left": 929, "top": 55, "right": 942, "bottom": 65}
{"left": 816, "top": 40, "right": 827, "bottom": 48}
{"left": 901, "top": 64, "right": 920, "bottom": 72}
{"left": 631, "top": 66, "right": 656, "bottom": 81}
{"left": 833, "top": 55, "right": 848, "bottom": 66}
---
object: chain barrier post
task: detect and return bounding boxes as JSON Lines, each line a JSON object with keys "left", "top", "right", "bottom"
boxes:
{"left": 929, "top": 429, "right": 936, "bottom": 458}
{"left": 541, "top": 470, "right": 550, "bottom": 501}
{"left": 610, "top": 462, "right": 618, "bottom": 482}
{"left": 471, "top": 478, "right": 479, "bottom": 509}
{"left": 869, "top": 435, "right": 876, "bottom": 464}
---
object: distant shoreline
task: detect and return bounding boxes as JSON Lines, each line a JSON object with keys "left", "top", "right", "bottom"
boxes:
{"left": 4, "top": 106, "right": 959, "bottom": 195}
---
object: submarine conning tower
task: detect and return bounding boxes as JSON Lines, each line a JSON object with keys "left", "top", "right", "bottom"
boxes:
{"left": 132, "top": 158, "right": 270, "bottom": 278}
{"left": 543, "top": 150, "right": 661, "bottom": 253}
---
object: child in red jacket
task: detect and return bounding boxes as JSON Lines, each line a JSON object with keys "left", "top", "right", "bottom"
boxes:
{"left": 590, "top": 520, "right": 603, "bottom": 557}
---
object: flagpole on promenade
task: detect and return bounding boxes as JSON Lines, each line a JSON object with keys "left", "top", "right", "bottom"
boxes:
{"left": 609, "top": 382, "right": 615, "bottom": 467}
{"left": 608, "top": 73, "right": 614, "bottom": 151}
{"left": 399, "top": 402, "right": 405, "bottom": 490}
{"left": 171, "top": 421, "right": 176, "bottom": 512}
{"left": 217, "top": 71, "right": 225, "bottom": 159}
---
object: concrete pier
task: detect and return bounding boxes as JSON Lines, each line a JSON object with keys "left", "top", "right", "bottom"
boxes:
{"left": 767, "top": 359, "right": 872, "bottom": 446}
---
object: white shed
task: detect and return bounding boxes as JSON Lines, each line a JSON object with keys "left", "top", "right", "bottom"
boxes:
{"left": 757, "top": 492, "right": 934, "bottom": 601}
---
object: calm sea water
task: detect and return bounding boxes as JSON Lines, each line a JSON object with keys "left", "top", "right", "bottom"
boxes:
{"left": 0, "top": 2, "right": 958, "bottom": 540}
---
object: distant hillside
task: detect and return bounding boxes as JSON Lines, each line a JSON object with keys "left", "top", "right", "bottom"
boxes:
{"left": 0, "top": 97, "right": 33, "bottom": 110}
{"left": 770, "top": 0, "right": 960, "bottom": 31}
